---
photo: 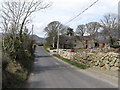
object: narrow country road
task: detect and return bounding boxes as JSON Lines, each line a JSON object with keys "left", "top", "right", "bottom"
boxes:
{"left": 26, "top": 46, "right": 117, "bottom": 88}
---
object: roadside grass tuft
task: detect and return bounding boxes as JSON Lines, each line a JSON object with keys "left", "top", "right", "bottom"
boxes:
{"left": 53, "top": 54, "right": 90, "bottom": 69}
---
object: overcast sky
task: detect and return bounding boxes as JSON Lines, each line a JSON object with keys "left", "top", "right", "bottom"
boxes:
{"left": 0, "top": 0, "right": 119, "bottom": 37}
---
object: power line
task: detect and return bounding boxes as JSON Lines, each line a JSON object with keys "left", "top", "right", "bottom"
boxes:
{"left": 65, "top": 0, "right": 99, "bottom": 25}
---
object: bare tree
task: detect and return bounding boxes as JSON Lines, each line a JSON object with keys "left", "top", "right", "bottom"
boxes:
{"left": 76, "top": 25, "right": 86, "bottom": 36}
{"left": 44, "top": 21, "right": 64, "bottom": 48}
{"left": 1, "top": 0, "right": 50, "bottom": 51}
{"left": 101, "top": 14, "right": 118, "bottom": 45}
{"left": 1, "top": 0, "right": 50, "bottom": 38}
{"left": 75, "top": 24, "right": 86, "bottom": 47}
{"left": 86, "top": 22, "right": 100, "bottom": 42}
{"left": 0, "top": 1, "right": 50, "bottom": 65}
{"left": 59, "top": 26, "right": 74, "bottom": 36}
{"left": 44, "top": 24, "right": 57, "bottom": 48}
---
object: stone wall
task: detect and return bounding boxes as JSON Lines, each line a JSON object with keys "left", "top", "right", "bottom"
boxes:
{"left": 58, "top": 50, "right": 75, "bottom": 59}
{"left": 58, "top": 50, "right": 120, "bottom": 71}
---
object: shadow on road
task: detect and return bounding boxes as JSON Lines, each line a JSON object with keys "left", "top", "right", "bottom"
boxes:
{"left": 32, "top": 64, "right": 65, "bottom": 74}
{"left": 26, "top": 80, "right": 46, "bottom": 88}
{"left": 35, "top": 55, "right": 52, "bottom": 58}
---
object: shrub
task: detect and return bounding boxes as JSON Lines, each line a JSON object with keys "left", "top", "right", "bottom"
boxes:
{"left": 2, "top": 33, "right": 36, "bottom": 88}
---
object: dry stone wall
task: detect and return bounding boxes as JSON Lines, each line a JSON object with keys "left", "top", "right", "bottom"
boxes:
{"left": 58, "top": 50, "right": 120, "bottom": 71}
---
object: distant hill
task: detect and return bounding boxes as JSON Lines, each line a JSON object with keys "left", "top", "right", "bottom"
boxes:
{"left": 32, "top": 34, "right": 46, "bottom": 43}
{"left": 0, "top": 33, "right": 46, "bottom": 43}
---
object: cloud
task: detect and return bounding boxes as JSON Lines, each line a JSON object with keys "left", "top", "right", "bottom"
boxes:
{"left": 0, "top": 0, "right": 119, "bottom": 37}
{"left": 30, "top": 0, "right": 119, "bottom": 37}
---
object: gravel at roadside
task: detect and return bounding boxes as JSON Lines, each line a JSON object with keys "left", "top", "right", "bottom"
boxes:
{"left": 85, "top": 67, "right": 118, "bottom": 87}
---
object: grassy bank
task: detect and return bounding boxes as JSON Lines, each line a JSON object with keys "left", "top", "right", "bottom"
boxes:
{"left": 53, "top": 54, "right": 90, "bottom": 69}
{"left": 2, "top": 52, "right": 35, "bottom": 88}
{"left": 2, "top": 36, "right": 36, "bottom": 88}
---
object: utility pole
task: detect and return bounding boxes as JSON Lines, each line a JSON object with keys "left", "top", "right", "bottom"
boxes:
{"left": 57, "top": 29, "right": 60, "bottom": 54}
{"left": 56, "top": 24, "right": 64, "bottom": 53}
{"left": 53, "top": 37, "right": 55, "bottom": 48}
{"left": 57, "top": 29, "right": 59, "bottom": 49}
{"left": 57, "top": 24, "right": 61, "bottom": 54}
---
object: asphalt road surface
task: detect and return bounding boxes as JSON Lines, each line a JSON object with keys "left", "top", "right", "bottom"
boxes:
{"left": 26, "top": 46, "right": 117, "bottom": 88}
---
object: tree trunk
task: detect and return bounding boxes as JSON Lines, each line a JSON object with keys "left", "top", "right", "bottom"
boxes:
{"left": 52, "top": 37, "right": 55, "bottom": 48}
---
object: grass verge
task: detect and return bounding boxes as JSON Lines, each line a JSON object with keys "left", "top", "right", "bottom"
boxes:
{"left": 43, "top": 45, "right": 50, "bottom": 53}
{"left": 53, "top": 54, "right": 90, "bottom": 69}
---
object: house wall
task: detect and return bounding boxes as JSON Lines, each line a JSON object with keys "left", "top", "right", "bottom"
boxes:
{"left": 118, "top": 41, "right": 120, "bottom": 45}
{"left": 73, "top": 40, "right": 95, "bottom": 49}
{"left": 73, "top": 40, "right": 110, "bottom": 49}
{"left": 74, "top": 41, "right": 84, "bottom": 49}
{"left": 60, "top": 36, "right": 110, "bottom": 49}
